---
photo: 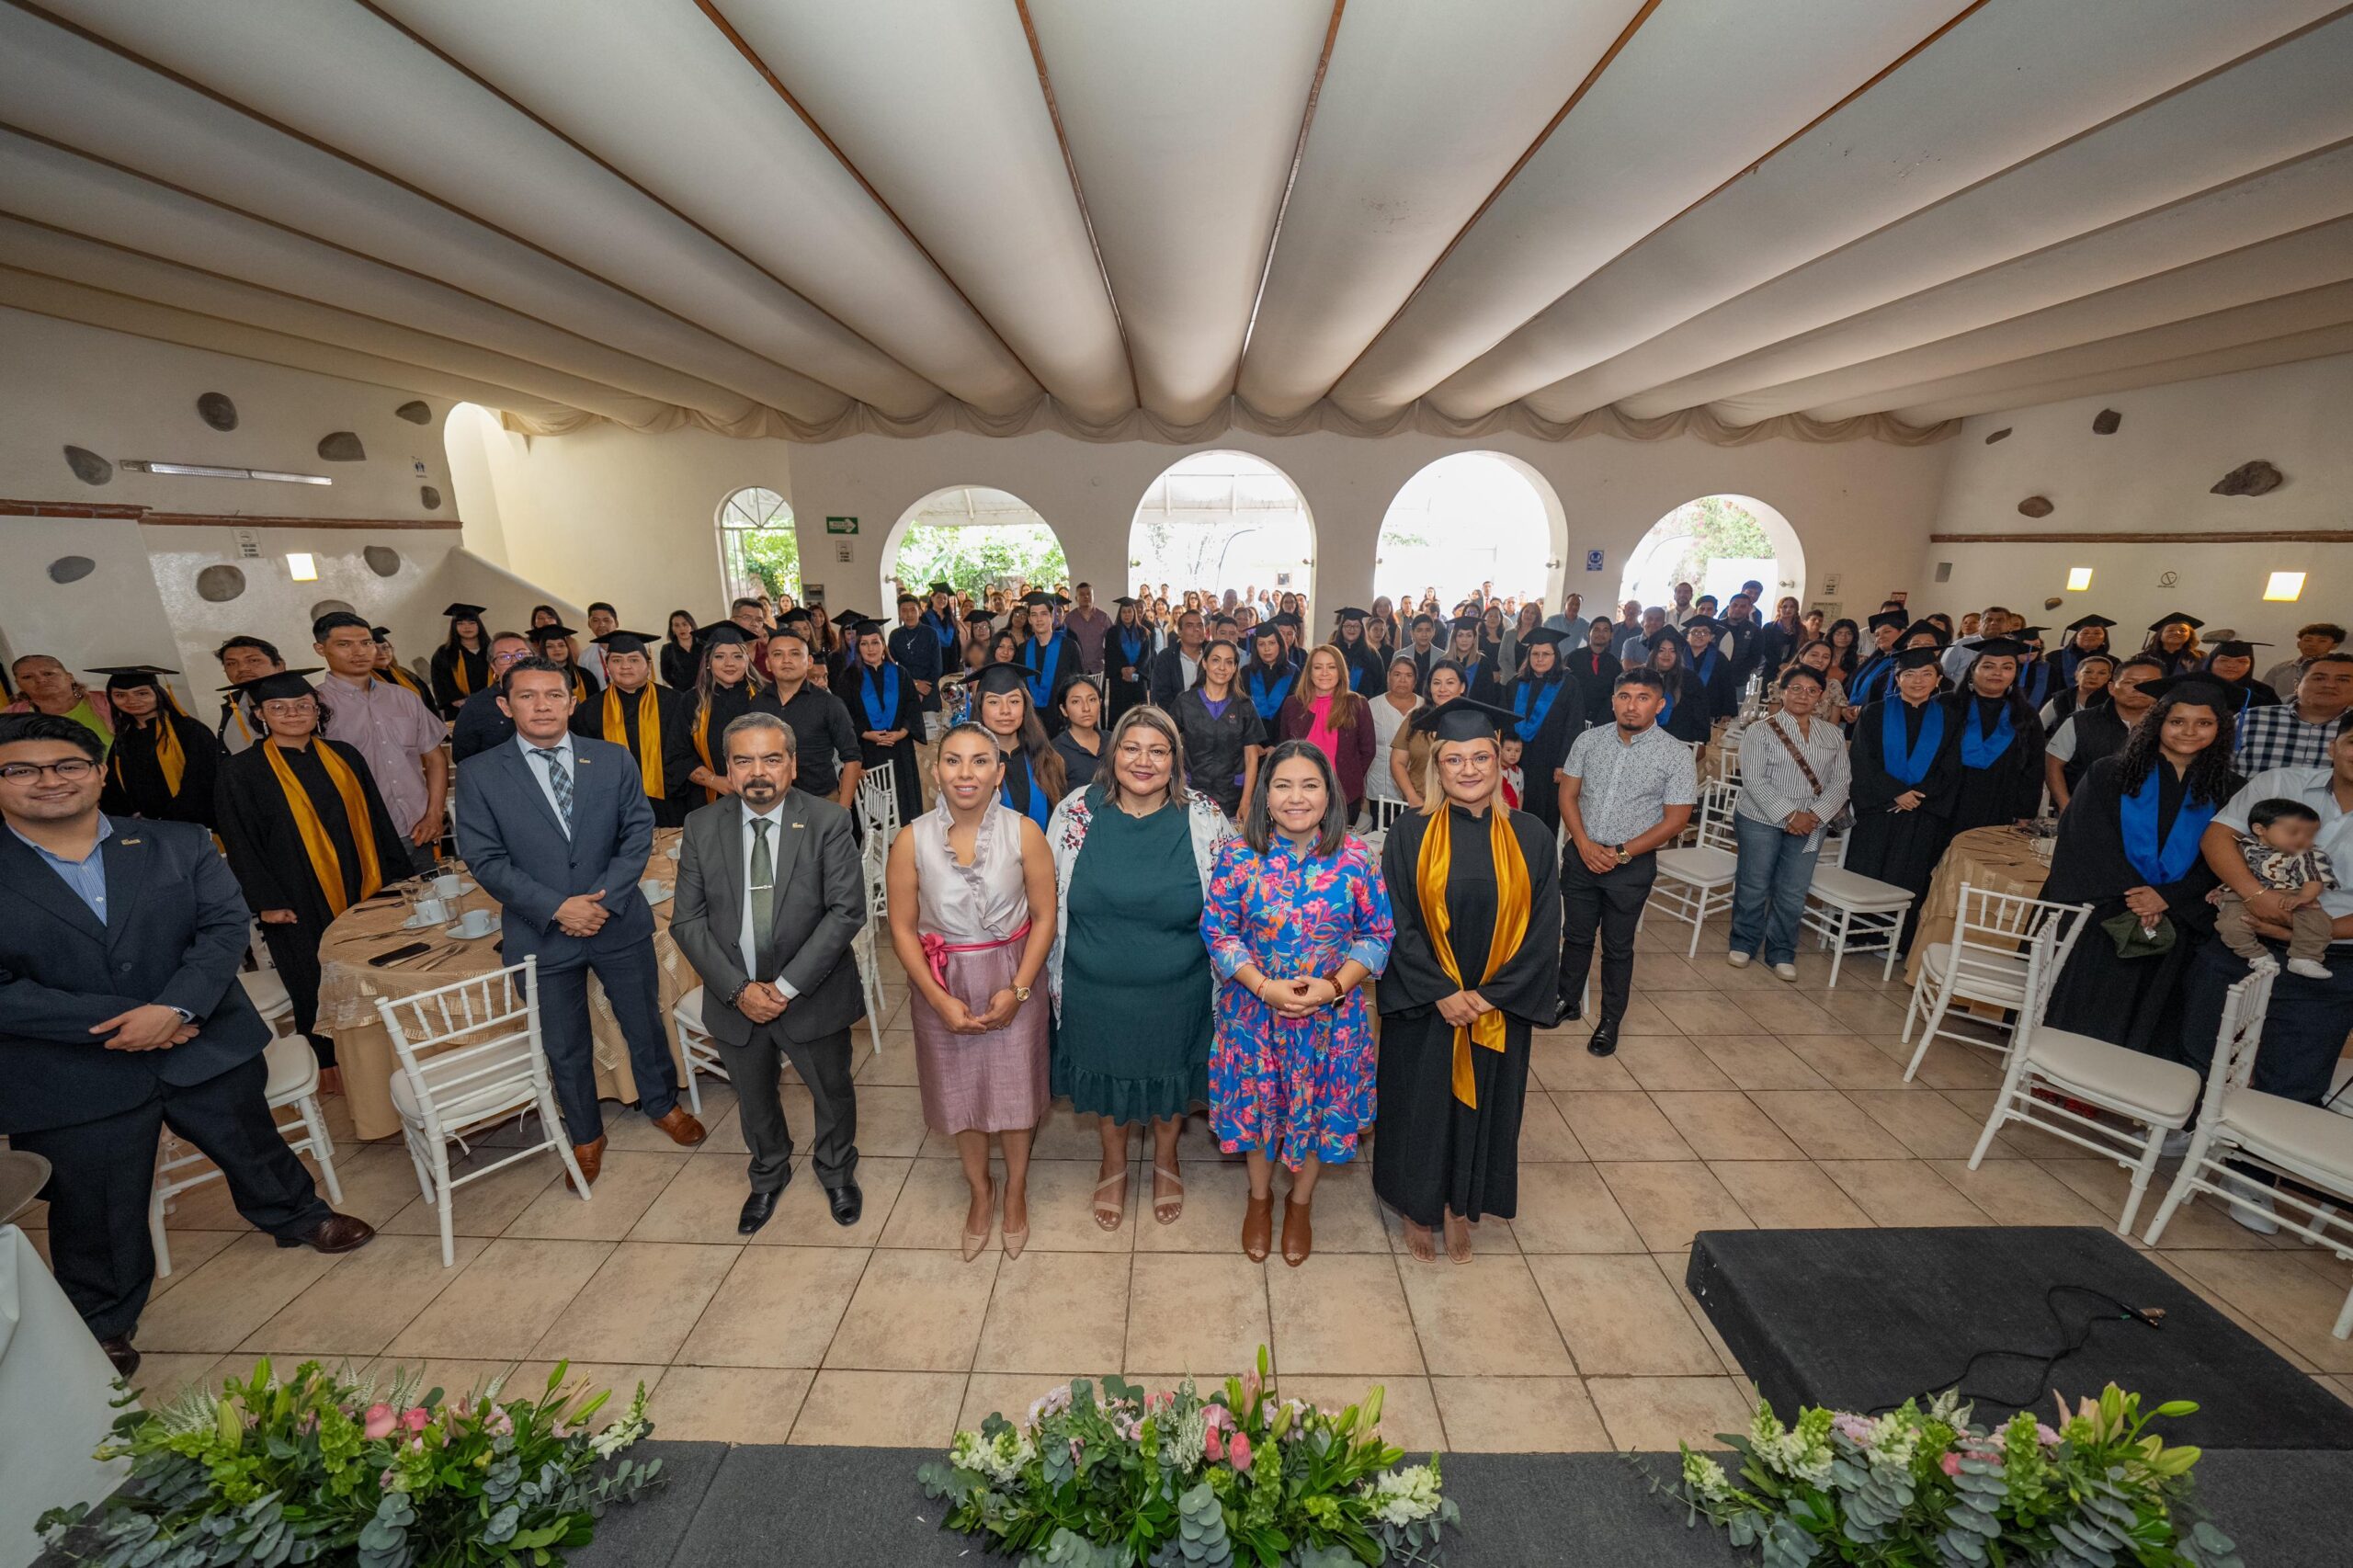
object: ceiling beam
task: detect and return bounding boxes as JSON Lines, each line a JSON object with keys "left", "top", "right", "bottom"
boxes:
{"left": 1233, "top": 0, "right": 1347, "bottom": 377}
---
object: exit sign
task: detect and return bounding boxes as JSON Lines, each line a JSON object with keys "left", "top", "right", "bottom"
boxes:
{"left": 824, "top": 515, "right": 858, "bottom": 535}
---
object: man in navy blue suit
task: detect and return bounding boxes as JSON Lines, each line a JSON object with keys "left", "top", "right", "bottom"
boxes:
{"left": 0, "top": 713, "right": 372, "bottom": 1376}
{"left": 454, "top": 659, "right": 703, "bottom": 1185}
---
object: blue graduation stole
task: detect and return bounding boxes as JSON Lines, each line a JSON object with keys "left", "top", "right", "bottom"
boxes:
{"left": 1883, "top": 699, "right": 1944, "bottom": 787}
{"left": 1001, "top": 752, "right": 1051, "bottom": 831}
{"left": 1695, "top": 647, "right": 1721, "bottom": 686}
{"left": 1659, "top": 688, "right": 1677, "bottom": 729}
{"left": 1116, "top": 626, "right": 1150, "bottom": 673}
{"left": 1023, "top": 633, "right": 1063, "bottom": 707}
{"left": 1851, "top": 654, "right": 1897, "bottom": 707}
{"left": 858, "top": 663, "right": 899, "bottom": 732}
{"left": 1513, "top": 677, "right": 1561, "bottom": 742}
{"left": 2017, "top": 660, "right": 2055, "bottom": 710}
{"left": 2120, "top": 767, "right": 2214, "bottom": 886}
{"left": 1960, "top": 699, "right": 2018, "bottom": 768}
{"left": 1245, "top": 665, "right": 1295, "bottom": 722}
{"left": 925, "top": 609, "right": 957, "bottom": 651}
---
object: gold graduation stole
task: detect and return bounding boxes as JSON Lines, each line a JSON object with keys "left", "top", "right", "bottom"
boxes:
{"left": 387, "top": 665, "right": 430, "bottom": 702}
{"left": 570, "top": 667, "right": 589, "bottom": 704}
{"left": 604, "top": 684, "right": 665, "bottom": 800}
{"left": 1415, "top": 802, "right": 1532, "bottom": 1108}
{"left": 112, "top": 714, "right": 188, "bottom": 799}
{"left": 263, "top": 740, "right": 383, "bottom": 915}
{"left": 693, "top": 699, "right": 719, "bottom": 803}
{"left": 451, "top": 646, "right": 474, "bottom": 696}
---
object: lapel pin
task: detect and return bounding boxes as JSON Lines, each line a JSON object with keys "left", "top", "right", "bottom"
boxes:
{"left": 120, "top": 837, "right": 142, "bottom": 846}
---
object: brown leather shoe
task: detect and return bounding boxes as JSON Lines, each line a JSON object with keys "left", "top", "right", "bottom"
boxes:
{"left": 276, "top": 1212, "right": 376, "bottom": 1256}
{"left": 98, "top": 1335, "right": 141, "bottom": 1379}
{"left": 565, "top": 1133, "right": 608, "bottom": 1191}
{"left": 1281, "top": 1197, "right": 1313, "bottom": 1267}
{"left": 649, "top": 1106, "right": 707, "bottom": 1147}
{"left": 1241, "top": 1192, "right": 1273, "bottom": 1262}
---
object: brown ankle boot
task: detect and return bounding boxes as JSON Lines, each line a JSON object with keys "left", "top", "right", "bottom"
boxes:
{"left": 1241, "top": 1193, "right": 1273, "bottom": 1261}
{"left": 1281, "top": 1197, "right": 1313, "bottom": 1267}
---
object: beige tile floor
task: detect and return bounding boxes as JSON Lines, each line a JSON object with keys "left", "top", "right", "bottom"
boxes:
{"left": 22, "top": 915, "right": 2353, "bottom": 1453}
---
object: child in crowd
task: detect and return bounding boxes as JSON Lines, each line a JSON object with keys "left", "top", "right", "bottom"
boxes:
{"left": 1499, "top": 734, "right": 1526, "bottom": 812}
{"left": 2216, "top": 798, "right": 2337, "bottom": 980}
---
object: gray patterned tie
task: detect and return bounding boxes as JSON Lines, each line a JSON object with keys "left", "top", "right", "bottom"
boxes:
{"left": 749, "top": 818, "right": 774, "bottom": 955}
{"left": 532, "top": 747, "right": 574, "bottom": 831}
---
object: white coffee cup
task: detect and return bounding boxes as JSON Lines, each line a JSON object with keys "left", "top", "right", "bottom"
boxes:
{"left": 456, "top": 907, "right": 494, "bottom": 937}
{"left": 431, "top": 872, "right": 463, "bottom": 901}
{"left": 413, "top": 896, "right": 450, "bottom": 926}
{"left": 640, "top": 877, "right": 666, "bottom": 903}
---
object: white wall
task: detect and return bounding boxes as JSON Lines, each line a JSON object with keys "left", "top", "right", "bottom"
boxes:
{"left": 1926, "top": 353, "right": 2353, "bottom": 643}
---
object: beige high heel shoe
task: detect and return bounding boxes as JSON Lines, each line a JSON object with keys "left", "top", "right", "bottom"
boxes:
{"left": 961, "top": 1179, "right": 996, "bottom": 1263}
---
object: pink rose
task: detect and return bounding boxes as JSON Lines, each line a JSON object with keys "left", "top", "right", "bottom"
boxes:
{"left": 1204, "top": 1426, "right": 1225, "bottom": 1463}
{"left": 1228, "top": 1431, "right": 1253, "bottom": 1470}
{"left": 1939, "top": 1452, "right": 1961, "bottom": 1478}
{"left": 401, "top": 1406, "right": 432, "bottom": 1434}
{"left": 363, "top": 1403, "right": 396, "bottom": 1440}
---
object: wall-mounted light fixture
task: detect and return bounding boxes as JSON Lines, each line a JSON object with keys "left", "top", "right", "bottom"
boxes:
{"left": 286, "top": 552, "right": 318, "bottom": 582}
{"left": 2065, "top": 567, "right": 2094, "bottom": 592}
{"left": 2263, "top": 571, "right": 2306, "bottom": 602}
{"left": 119, "top": 460, "right": 332, "bottom": 486}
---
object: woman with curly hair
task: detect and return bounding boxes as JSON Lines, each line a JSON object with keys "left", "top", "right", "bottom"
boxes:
{"left": 2040, "top": 674, "right": 2244, "bottom": 1052}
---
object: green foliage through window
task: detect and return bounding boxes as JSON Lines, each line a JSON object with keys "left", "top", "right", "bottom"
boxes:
{"left": 889, "top": 524, "right": 1068, "bottom": 599}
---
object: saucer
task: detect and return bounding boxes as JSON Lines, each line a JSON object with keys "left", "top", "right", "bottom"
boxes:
{"left": 404, "top": 910, "right": 448, "bottom": 930}
{"left": 443, "top": 922, "right": 498, "bottom": 942}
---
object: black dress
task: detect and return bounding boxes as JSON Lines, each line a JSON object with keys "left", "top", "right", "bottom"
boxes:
{"left": 1104, "top": 622, "right": 1156, "bottom": 720}
{"left": 842, "top": 659, "right": 926, "bottom": 823}
{"left": 99, "top": 711, "right": 222, "bottom": 829}
{"left": 2041, "top": 756, "right": 2236, "bottom": 1053}
{"left": 1845, "top": 696, "right": 1961, "bottom": 949}
{"left": 214, "top": 739, "right": 413, "bottom": 1067}
{"left": 1052, "top": 729, "right": 1105, "bottom": 791}
{"left": 1507, "top": 672, "right": 1586, "bottom": 838}
{"left": 428, "top": 642, "right": 490, "bottom": 719}
{"left": 570, "top": 683, "right": 699, "bottom": 828}
{"left": 1945, "top": 691, "right": 2047, "bottom": 833}
{"left": 1170, "top": 687, "right": 1267, "bottom": 817}
{"left": 1372, "top": 803, "right": 1563, "bottom": 1227}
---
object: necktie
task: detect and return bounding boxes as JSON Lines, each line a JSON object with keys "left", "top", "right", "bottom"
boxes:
{"left": 749, "top": 818, "right": 775, "bottom": 955}
{"left": 533, "top": 747, "right": 574, "bottom": 830}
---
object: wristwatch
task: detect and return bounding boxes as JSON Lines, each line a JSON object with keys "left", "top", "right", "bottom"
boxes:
{"left": 1613, "top": 843, "right": 1631, "bottom": 866}
{"left": 1014, "top": 985, "right": 1032, "bottom": 1003}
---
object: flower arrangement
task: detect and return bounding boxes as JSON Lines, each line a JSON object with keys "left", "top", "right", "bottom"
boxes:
{"left": 1646, "top": 1383, "right": 2243, "bottom": 1568}
{"left": 38, "top": 1358, "right": 662, "bottom": 1568}
{"left": 917, "top": 1346, "right": 1459, "bottom": 1567}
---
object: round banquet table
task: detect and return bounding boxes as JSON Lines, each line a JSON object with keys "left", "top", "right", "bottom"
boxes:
{"left": 1902, "top": 824, "right": 2053, "bottom": 987}
{"left": 317, "top": 828, "right": 692, "bottom": 1142}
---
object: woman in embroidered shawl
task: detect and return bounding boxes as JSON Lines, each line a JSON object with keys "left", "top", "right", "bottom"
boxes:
{"left": 213, "top": 668, "right": 412, "bottom": 1080}
{"left": 1373, "top": 696, "right": 1562, "bottom": 1264}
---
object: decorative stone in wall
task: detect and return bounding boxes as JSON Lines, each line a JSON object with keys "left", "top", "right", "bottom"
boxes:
{"left": 195, "top": 563, "right": 246, "bottom": 602}
{"left": 47, "top": 555, "right": 96, "bottom": 585}
{"left": 2211, "top": 460, "right": 2284, "bottom": 496}
{"left": 394, "top": 401, "right": 431, "bottom": 426}
{"left": 419, "top": 484, "right": 442, "bottom": 510}
{"left": 196, "top": 392, "right": 238, "bottom": 431}
{"left": 63, "top": 445, "right": 112, "bottom": 485}
{"left": 317, "top": 431, "right": 366, "bottom": 461}
{"left": 2091, "top": 408, "right": 2121, "bottom": 435}
{"left": 1984, "top": 427, "right": 2011, "bottom": 444}
{"left": 309, "top": 598, "right": 357, "bottom": 621}
{"left": 2017, "top": 495, "right": 2054, "bottom": 517}
{"left": 363, "top": 544, "right": 403, "bottom": 576}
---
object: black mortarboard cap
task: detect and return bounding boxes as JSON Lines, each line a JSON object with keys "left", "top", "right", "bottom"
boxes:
{"left": 2064, "top": 614, "right": 2116, "bottom": 632}
{"left": 1893, "top": 646, "right": 1945, "bottom": 671}
{"left": 1250, "top": 622, "right": 1284, "bottom": 645}
{"left": 1113, "top": 596, "right": 1140, "bottom": 608}
{"left": 528, "top": 622, "right": 576, "bottom": 642}
{"left": 1450, "top": 615, "right": 1483, "bottom": 634}
{"left": 2148, "top": 611, "right": 2204, "bottom": 632}
{"left": 1271, "top": 612, "right": 1302, "bottom": 630}
{"left": 593, "top": 630, "right": 658, "bottom": 655}
{"left": 776, "top": 608, "right": 813, "bottom": 627}
{"left": 369, "top": 625, "right": 393, "bottom": 640}
{"left": 1901, "top": 623, "right": 1950, "bottom": 648}
{"left": 90, "top": 664, "right": 177, "bottom": 679}
{"left": 700, "top": 623, "right": 754, "bottom": 649}
{"left": 2138, "top": 673, "right": 2236, "bottom": 705}
{"left": 1682, "top": 619, "right": 1725, "bottom": 640}
{"left": 1018, "top": 590, "right": 1060, "bottom": 609}
{"left": 442, "top": 602, "right": 486, "bottom": 620}
{"left": 1868, "top": 610, "right": 1908, "bottom": 632}
{"left": 1417, "top": 696, "right": 1521, "bottom": 743}
{"left": 223, "top": 668, "right": 324, "bottom": 703}
{"left": 1518, "top": 628, "right": 1571, "bottom": 649}
{"left": 927, "top": 581, "right": 953, "bottom": 597}
{"left": 1967, "top": 636, "right": 2032, "bottom": 659}
{"left": 1336, "top": 607, "right": 1368, "bottom": 621}
{"left": 972, "top": 662, "right": 1042, "bottom": 699}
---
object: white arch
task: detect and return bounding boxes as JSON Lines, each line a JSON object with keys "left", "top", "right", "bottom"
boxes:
{"left": 1375, "top": 451, "right": 1565, "bottom": 612}
{"left": 1125, "top": 449, "right": 1317, "bottom": 609}
{"left": 878, "top": 484, "right": 1067, "bottom": 606}
{"left": 1619, "top": 494, "right": 1807, "bottom": 612}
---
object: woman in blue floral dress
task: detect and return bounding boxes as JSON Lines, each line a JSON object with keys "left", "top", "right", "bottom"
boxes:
{"left": 1202, "top": 740, "right": 1394, "bottom": 1267}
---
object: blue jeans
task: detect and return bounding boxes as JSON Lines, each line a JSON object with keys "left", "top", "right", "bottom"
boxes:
{"left": 2177, "top": 937, "right": 2353, "bottom": 1106}
{"left": 1729, "top": 812, "right": 1818, "bottom": 967}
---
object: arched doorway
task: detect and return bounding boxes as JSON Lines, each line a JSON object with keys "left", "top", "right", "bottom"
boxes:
{"left": 1620, "top": 494, "right": 1805, "bottom": 613}
{"left": 1127, "top": 451, "right": 1315, "bottom": 610}
{"left": 1376, "top": 452, "right": 1562, "bottom": 615}
{"left": 716, "top": 485, "right": 801, "bottom": 602}
{"left": 881, "top": 485, "right": 1068, "bottom": 606}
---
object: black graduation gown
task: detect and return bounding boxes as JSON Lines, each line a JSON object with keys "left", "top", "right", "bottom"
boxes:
{"left": 558, "top": 661, "right": 603, "bottom": 708}
{"left": 1507, "top": 674, "right": 1585, "bottom": 838}
{"left": 1017, "top": 631, "right": 1084, "bottom": 733}
{"left": 1563, "top": 651, "right": 1620, "bottom": 725}
{"left": 659, "top": 638, "right": 699, "bottom": 692}
{"left": 2057, "top": 702, "right": 2130, "bottom": 795}
{"left": 1844, "top": 696, "right": 1962, "bottom": 948}
{"left": 2041, "top": 756, "right": 2235, "bottom": 1053}
{"left": 842, "top": 660, "right": 926, "bottom": 822}
{"left": 1656, "top": 674, "right": 1713, "bottom": 746}
{"left": 1337, "top": 636, "right": 1384, "bottom": 696}
{"left": 429, "top": 642, "right": 491, "bottom": 719}
{"left": 570, "top": 682, "right": 699, "bottom": 828}
{"left": 1945, "top": 691, "right": 2047, "bottom": 833}
{"left": 1241, "top": 660, "right": 1300, "bottom": 732}
{"left": 1847, "top": 651, "right": 1902, "bottom": 713}
{"left": 1052, "top": 728, "right": 1105, "bottom": 791}
{"left": 99, "top": 711, "right": 222, "bottom": 829}
{"left": 383, "top": 664, "right": 434, "bottom": 707}
{"left": 1688, "top": 648, "right": 1740, "bottom": 721}
{"left": 2013, "top": 657, "right": 2063, "bottom": 713}
{"left": 1452, "top": 655, "right": 1506, "bottom": 708}
{"left": 1104, "top": 622, "right": 1156, "bottom": 719}
{"left": 689, "top": 679, "right": 760, "bottom": 800}
{"left": 214, "top": 738, "right": 413, "bottom": 1062}
{"left": 1373, "top": 803, "right": 1563, "bottom": 1227}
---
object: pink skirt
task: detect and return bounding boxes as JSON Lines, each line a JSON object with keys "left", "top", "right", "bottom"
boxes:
{"left": 910, "top": 938, "right": 1051, "bottom": 1134}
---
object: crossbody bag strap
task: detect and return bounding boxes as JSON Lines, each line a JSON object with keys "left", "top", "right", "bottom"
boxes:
{"left": 1762, "top": 715, "right": 1826, "bottom": 795}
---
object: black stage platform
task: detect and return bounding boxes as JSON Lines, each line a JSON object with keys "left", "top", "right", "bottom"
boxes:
{"left": 1686, "top": 1225, "right": 2353, "bottom": 1450}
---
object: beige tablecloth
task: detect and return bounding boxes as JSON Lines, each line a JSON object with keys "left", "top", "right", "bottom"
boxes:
{"left": 1903, "top": 824, "right": 2052, "bottom": 987}
{"left": 318, "top": 829, "right": 692, "bottom": 1142}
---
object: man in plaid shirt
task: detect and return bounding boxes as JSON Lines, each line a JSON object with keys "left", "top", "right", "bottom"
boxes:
{"left": 2234, "top": 653, "right": 2352, "bottom": 775}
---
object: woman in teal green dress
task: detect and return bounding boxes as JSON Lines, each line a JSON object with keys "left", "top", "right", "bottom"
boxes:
{"left": 1047, "top": 704, "right": 1233, "bottom": 1232}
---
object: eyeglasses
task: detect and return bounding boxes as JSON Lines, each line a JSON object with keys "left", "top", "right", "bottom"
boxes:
{"left": 0, "top": 758, "right": 101, "bottom": 782}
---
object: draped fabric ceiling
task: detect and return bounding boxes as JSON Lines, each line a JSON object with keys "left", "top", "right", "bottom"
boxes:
{"left": 5, "top": 1, "right": 2352, "bottom": 447}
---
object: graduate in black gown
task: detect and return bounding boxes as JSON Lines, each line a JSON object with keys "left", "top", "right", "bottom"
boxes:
{"left": 2200, "top": 640, "right": 2283, "bottom": 720}
{"left": 428, "top": 602, "right": 491, "bottom": 719}
{"left": 2010, "top": 628, "right": 2063, "bottom": 714}
{"left": 684, "top": 624, "right": 763, "bottom": 805}
{"left": 2055, "top": 614, "right": 2116, "bottom": 687}
{"left": 1013, "top": 591, "right": 1083, "bottom": 735}
{"left": 529, "top": 623, "right": 602, "bottom": 708}
{"left": 1682, "top": 619, "right": 1741, "bottom": 721}
{"left": 1443, "top": 619, "right": 1506, "bottom": 706}
{"left": 2142, "top": 611, "right": 2204, "bottom": 676}
{"left": 839, "top": 618, "right": 925, "bottom": 824}
{"left": 971, "top": 662, "right": 1067, "bottom": 832}
{"left": 1844, "top": 647, "right": 1961, "bottom": 950}
{"left": 2040, "top": 676, "right": 2242, "bottom": 1052}
{"left": 1637, "top": 631, "right": 1714, "bottom": 748}
{"left": 1942, "top": 637, "right": 2047, "bottom": 833}
{"left": 1332, "top": 608, "right": 1384, "bottom": 697}
{"left": 369, "top": 629, "right": 435, "bottom": 708}
{"left": 1374, "top": 697, "right": 1562, "bottom": 1264}
{"left": 213, "top": 669, "right": 413, "bottom": 1074}
{"left": 93, "top": 666, "right": 222, "bottom": 829}
{"left": 1241, "top": 624, "right": 1300, "bottom": 731}
{"left": 571, "top": 631, "right": 699, "bottom": 828}
{"left": 1845, "top": 610, "right": 1911, "bottom": 713}
{"left": 1505, "top": 629, "right": 1583, "bottom": 839}
{"left": 1104, "top": 597, "right": 1156, "bottom": 721}
{"left": 1563, "top": 622, "right": 1622, "bottom": 727}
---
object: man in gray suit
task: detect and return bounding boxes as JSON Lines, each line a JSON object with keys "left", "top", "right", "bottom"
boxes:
{"left": 454, "top": 659, "right": 704, "bottom": 1186}
{"left": 671, "top": 711, "right": 866, "bottom": 1235}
